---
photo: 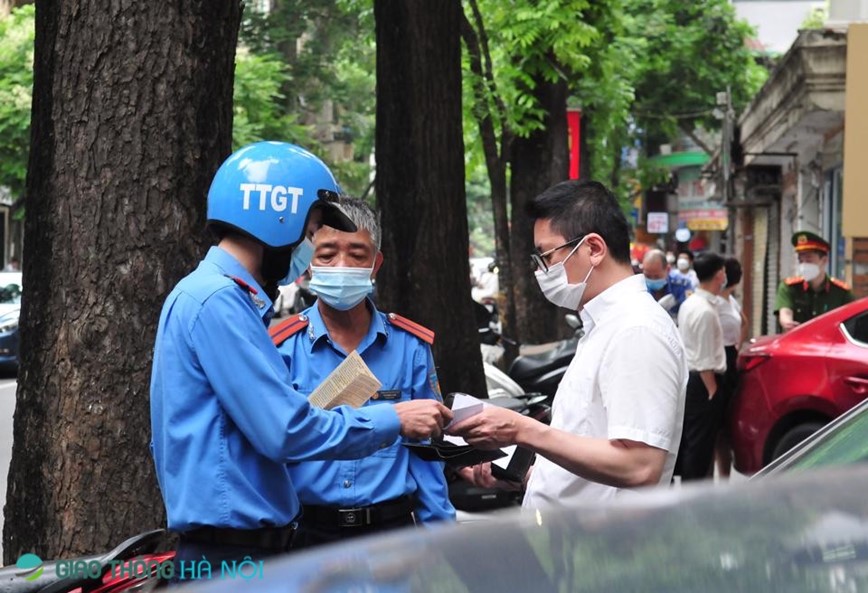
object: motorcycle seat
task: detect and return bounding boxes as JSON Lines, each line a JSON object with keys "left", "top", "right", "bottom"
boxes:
{"left": 508, "top": 338, "right": 578, "bottom": 382}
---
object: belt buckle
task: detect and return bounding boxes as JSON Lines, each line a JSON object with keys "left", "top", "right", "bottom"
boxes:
{"left": 338, "top": 507, "right": 371, "bottom": 528}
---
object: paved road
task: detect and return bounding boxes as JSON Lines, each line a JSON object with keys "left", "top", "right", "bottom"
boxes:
{"left": 0, "top": 374, "right": 16, "bottom": 561}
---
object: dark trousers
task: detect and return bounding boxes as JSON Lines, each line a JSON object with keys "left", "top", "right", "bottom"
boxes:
{"left": 675, "top": 371, "right": 726, "bottom": 481}
{"left": 294, "top": 511, "right": 415, "bottom": 549}
{"left": 171, "top": 527, "right": 295, "bottom": 585}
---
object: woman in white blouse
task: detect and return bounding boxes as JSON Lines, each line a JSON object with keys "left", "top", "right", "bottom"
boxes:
{"left": 715, "top": 257, "right": 749, "bottom": 478}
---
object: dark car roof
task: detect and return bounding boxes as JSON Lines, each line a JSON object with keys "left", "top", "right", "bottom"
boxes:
{"left": 185, "top": 467, "right": 868, "bottom": 593}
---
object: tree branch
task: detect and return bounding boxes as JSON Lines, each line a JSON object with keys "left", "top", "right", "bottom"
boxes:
{"left": 679, "top": 123, "right": 715, "bottom": 156}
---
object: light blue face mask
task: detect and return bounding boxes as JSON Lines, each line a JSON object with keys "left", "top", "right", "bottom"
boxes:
{"left": 279, "top": 237, "right": 314, "bottom": 286}
{"left": 309, "top": 264, "right": 375, "bottom": 311}
{"left": 645, "top": 277, "right": 667, "bottom": 292}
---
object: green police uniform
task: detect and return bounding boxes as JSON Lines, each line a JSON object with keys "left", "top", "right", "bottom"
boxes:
{"left": 774, "top": 276, "right": 854, "bottom": 323}
{"left": 774, "top": 231, "right": 855, "bottom": 324}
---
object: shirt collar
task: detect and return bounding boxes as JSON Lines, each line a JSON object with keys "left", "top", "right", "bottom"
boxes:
{"left": 304, "top": 298, "right": 387, "bottom": 353}
{"left": 580, "top": 273, "right": 647, "bottom": 331}
{"left": 203, "top": 246, "right": 274, "bottom": 321}
{"left": 694, "top": 287, "right": 719, "bottom": 303}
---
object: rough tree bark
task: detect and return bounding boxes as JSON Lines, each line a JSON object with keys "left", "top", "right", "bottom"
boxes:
{"left": 3, "top": 0, "right": 241, "bottom": 561}
{"left": 374, "top": 0, "right": 486, "bottom": 398}
{"left": 510, "top": 74, "right": 572, "bottom": 344}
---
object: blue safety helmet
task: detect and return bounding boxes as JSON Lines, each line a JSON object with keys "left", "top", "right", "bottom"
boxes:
{"left": 206, "top": 141, "right": 355, "bottom": 250}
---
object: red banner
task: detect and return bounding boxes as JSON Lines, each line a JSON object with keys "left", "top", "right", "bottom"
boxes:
{"left": 567, "top": 109, "right": 581, "bottom": 180}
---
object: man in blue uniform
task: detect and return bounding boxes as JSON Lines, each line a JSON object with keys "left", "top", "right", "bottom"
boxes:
{"left": 642, "top": 249, "right": 693, "bottom": 320}
{"left": 271, "top": 198, "right": 455, "bottom": 547}
{"left": 149, "top": 142, "right": 451, "bottom": 570}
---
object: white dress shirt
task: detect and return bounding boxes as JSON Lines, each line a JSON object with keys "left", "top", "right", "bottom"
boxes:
{"left": 522, "top": 274, "right": 688, "bottom": 510}
{"left": 677, "top": 288, "right": 727, "bottom": 373}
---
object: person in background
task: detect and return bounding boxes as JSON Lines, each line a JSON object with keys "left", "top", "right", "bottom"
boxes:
{"left": 675, "top": 252, "right": 727, "bottom": 481}
{"left": 3, "top": 258, "right": 19, "bottom": 272}
{"left": 642, "top": 249, "right": 693, "bottom": 320}
{"left": 272, "top": 198, "right": 455, "bottom": 548}
{"left": 775, "top": 231, "right": 854, "bottom": 332}
{"left": 673, "top": 250, "right": 699, "bottom": 290}
{"left": 713, "top": 257, "right": 749, "bottom": 479}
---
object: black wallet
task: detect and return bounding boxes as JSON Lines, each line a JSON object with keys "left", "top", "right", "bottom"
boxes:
{"left": 489, "top": 446, "right": 535, "bottom": 483}
{"left": 403, "top": 440, "right": 507, "bottom": 467}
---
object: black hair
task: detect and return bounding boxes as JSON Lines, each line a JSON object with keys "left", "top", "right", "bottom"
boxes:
{"left": 677, "top": 249, "right": 695, "bottom": 262}
{"left": 525, "top": 180, "right": 631, "bottom": 265}
{"left": 724, "top": 257, "right": 742, "bottom": 287}
{"left": 694, "top": 252, "right": 725, "bottom": 282}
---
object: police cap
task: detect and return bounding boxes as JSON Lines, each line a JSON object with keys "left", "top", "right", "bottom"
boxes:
{"left": 792, "top": 231, "right": 830, "bottom": 255}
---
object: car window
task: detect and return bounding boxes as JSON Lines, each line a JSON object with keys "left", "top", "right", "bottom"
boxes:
{"left": 781, "top": 407, "right": 868, "bottom": 472}
{"left": 844, "top": 311, "right": 868, "bottom": 345}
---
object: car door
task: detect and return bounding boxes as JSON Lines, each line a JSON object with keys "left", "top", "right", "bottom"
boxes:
{"left": 826, "top": 308, "right": 868, "bottom": 412}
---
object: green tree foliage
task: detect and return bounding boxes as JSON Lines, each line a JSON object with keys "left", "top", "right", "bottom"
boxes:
{"left": 624, "top": 0, "right": 767, "bottom": 148}
{"left": 232, "top": 47, "right": 312, "bottom": 149}
{"left": 0, "top": 4, "right": 34, "bottom": 198}
{"left": 238, "top": 0, "right": 377, "bottom": 197}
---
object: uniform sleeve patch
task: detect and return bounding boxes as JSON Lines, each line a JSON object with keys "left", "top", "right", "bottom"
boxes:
{"left": 429, "top": 371, "right": 442, "bottom": 402}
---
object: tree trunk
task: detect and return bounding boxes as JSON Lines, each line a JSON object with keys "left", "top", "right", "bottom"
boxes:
{"left": 510, "top": 75, "right": 571, "bottom": 344}
{"left": 3, "top": 0, "right": 241, "bottom": 562}
{"left": 459, "top": 4, "right": 516, "bottom": 351}
{"left": 374, "top": 0, "right": 486, "bottom": 398}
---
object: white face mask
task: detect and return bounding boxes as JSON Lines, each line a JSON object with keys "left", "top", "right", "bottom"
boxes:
{"left": 798, "top": 262, "right": 821, "bottom": 282}
{"left": 534, "top": 239, "right": 593, "bottom": 310}
{"left": 676, "top": 259, "right": 690, "bottom": 272}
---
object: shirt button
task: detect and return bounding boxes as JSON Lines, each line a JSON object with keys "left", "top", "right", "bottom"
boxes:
{"left": 343, "top": 480, "right": 352, "bottom": 488}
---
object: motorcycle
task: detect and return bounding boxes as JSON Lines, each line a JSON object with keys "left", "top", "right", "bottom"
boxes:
{"left": 482, "top": 313, "right": 582, "bottom": 401}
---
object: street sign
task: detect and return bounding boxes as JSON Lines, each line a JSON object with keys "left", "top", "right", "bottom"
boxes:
{"left": 647, "top": 212, "right": 669, "bottom": 234}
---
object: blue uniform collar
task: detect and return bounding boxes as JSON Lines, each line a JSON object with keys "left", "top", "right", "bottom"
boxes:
{"left": 203, "top": 246, "right": 274, "bottom": 321}
{"left": 305, "top": 298, "right": 387, "bottom": 355}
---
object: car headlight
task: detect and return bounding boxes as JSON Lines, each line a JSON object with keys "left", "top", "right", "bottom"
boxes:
{"left": 0, "top": 315, "right": 19, "bottom": 333}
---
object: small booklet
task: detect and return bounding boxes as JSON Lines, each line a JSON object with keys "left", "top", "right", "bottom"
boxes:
{"left": 308, "top": 350, "right": 382, "bottom": 410}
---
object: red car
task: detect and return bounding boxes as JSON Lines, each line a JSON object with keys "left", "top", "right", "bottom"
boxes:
{"left": 729, "top": 296, "right": 868, "bottom": 474}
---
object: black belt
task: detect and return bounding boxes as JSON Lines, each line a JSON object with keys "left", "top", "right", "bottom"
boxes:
{"left": 302, "top": 496, "right": 414, "bottom": 529}
{"left": 180, "top": 524, "right": 296, "bottom": 551}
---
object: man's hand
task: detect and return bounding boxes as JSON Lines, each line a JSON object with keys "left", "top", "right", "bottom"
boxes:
{"left": 781, "top": 319, "right": 801, "bottom": 332}
{"left": 446, "top": 406, "right": 528, "bottom": 449}
{"left": 394, "top": 400, "right": 452, "bottom": 439}
{"left": 456, "top": 462, "right": 524, "bottom": 492}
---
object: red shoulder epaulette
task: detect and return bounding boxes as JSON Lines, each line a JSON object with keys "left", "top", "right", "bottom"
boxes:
{"left": 269, "top": 314, "right": 309, "bottom": 347}
{"left": 225, "top": 275, "right": 259, "bottom": 295}
{"left": 387, "top": 313, "right": 435, "bottom": 344}
{"left": 831, "top": 277, "right": 851, "bottom": 291}
{"left": 784, "top": 276, "right": 805, "bottom": 286}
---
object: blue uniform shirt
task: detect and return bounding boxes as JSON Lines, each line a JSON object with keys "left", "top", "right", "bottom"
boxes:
{"left": 149, "top": 247, "right": 401, "bottom": 532}
{"left": 647, "top": 272, "right": 694, "bottom": 318}
{"left": 279, "top": 301, "right": 455, "bottom": 524}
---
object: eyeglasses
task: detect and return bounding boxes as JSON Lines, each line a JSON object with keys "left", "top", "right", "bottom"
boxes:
{"left": 530, "top": 236, "right": 583, "bottom": 273}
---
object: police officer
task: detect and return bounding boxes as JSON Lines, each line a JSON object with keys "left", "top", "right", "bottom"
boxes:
{"left": 775, "top": 231, "right": 854, "bottom": 332}
{"left": 271, "top": 198, "right": 455, "bottom": 548}
{"left": 149, "top": 142, "right": 452, "bottom": 571}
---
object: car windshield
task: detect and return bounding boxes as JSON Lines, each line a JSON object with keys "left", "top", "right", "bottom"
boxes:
{"left": 765, "top": 403, "right": 868, "bottom": 474}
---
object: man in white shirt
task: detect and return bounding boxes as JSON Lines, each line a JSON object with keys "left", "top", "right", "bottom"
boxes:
{"left": 675, "top": 251, "right": 728, "bottom": 481}
{"left": 449, "top": 180, "right": 688, "bottom": 508}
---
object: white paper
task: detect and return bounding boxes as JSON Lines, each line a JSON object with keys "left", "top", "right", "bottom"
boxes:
{"left": 447, "top": 393, "right": 485, "bottom": 427}
{"left": 492, "top": 445, "right": 517, "bottom": 470}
